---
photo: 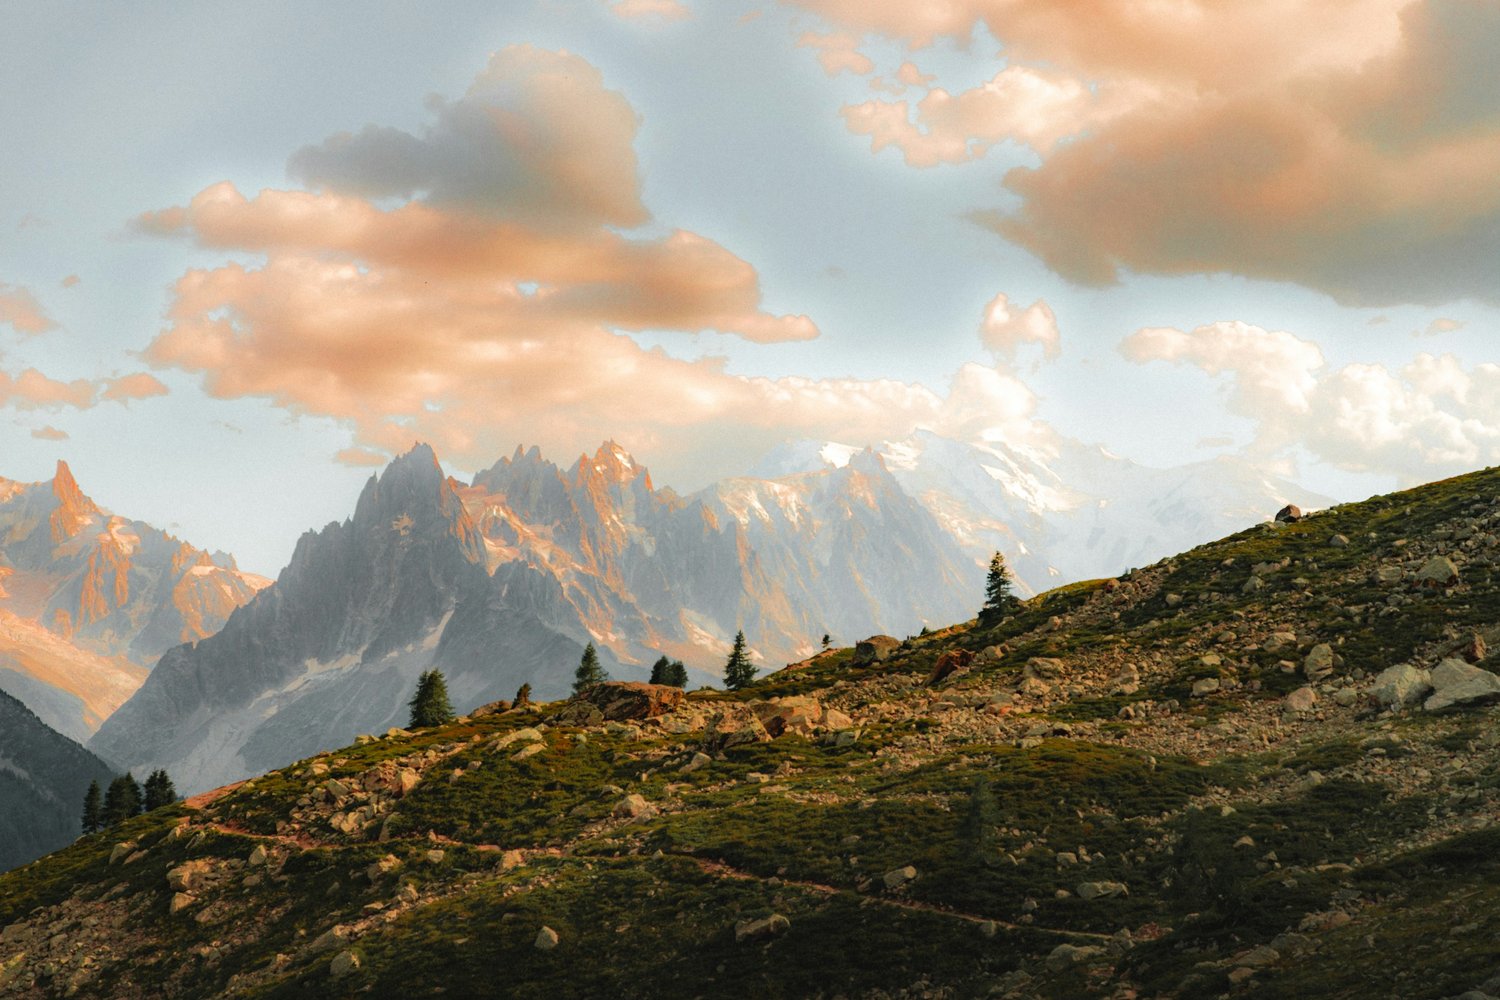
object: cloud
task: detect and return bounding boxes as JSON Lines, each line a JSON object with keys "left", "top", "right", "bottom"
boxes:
{"left": 1418, "top": 317, "right": 1464, "bottom": 336}
{"left": 1123, "top": 320, "right": 1500, "bottom": 482}
{"left": 30, "top": 425, "right": 68, "bottom": 441}
{"left": 610, "top": 0, "right": 692, "bottom": 20}
{"left": 136, "top": 47, "right": 1058, "bottom": 484}
{"left": 0, "top": 282, "right": 57, "bottom": 335}
{"left": 979, "top": 293, "right": 1059, "bottom": 361}
{"left": 60, "top": 275, "right": 80, "bottom": 289}
{"left": 100, "top": 372, "right": 169, "bottom": 403}
{"left": 797, "top": 32, "right": 874, "bottom": 77}
{"left": 791, "top": 0, "right": 1500, "bottom": 306}
{"left": 335, "top": 447, "right": 390, "bottom": 468}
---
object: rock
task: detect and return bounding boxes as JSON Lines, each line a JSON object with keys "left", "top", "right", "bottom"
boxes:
{"left": 330, "top": 950, "right": 361, "bottom": 978}
{"left": 822, "top": 708, "right": 853, "bottom": 730}
{"left": 854, "top": 635, "right": 901, "bottom": 663}
{"left": 396, "top": 768, "right": 420, "bottom": 797}
{"left": 1333, "top": 687, "right": 1358, "bottom": 707}
{"left": 1110, "top": 665, "right": 1140, "bottom": 696}
{"left": 1303, "top": 644, "right": 1336, "bottom": 682}
{"left": 1164, "top": 592, "right": 1183, "bottom": 607}
{"left": 568, "top": 681, "right": 685, "bottom": 722}
{"left": 1370, "top": 664, "right": 1432, "bottom": 707}
{"left": 501, "top": 849, "right": 526, "bottom": 871}
{"left": 248, "top": 845, "right": 268, "bottom": 866}
{"left": 493, "top": 727, "right": 544, "bottom": 750}
{"left": 753, "top": 696, "right": 824, "bottom": 737}
{"left": 1329, "top": 534, "right": 1349, "bottom": 548}
{"left": 679, "top": 752, "right": 711, "bottom": 774}
{"left": 1263, "top": 632, "right": 1298, "bottom": 655}
{"left": 925, "top": 648, "right": 974, "bottom": 686}
{"left": 166, "top": 864, "right": 200, "bottom": 892}
{"left": 168, "top": 892, "right": 195, "bottom": 915}
{"left": 511, "top": 742, "right": 545, "bottom": 762}
{"left": 1284, "top": 687, "right": 1318, "bottom": 714}
{"left": 1275, "top": 505, "right": 1302, "bottom": 524}
{"left": 735, "top": 913, "right": 790, "bottom": 942}
{"left": 469, "top": 699, "right": 511, "bottom": 718}
{"left": 705, "top": 707, "right": 772, "bottom": 750}
{"left": 1046, "top": 943, "right": 1107, "bottom": 972}
{"left": 310, "top": 925, "right": 352, "bottom": 953}
{"left": 1424, "top": 658, "right": 1500, "bottom": 712}
{"left": 883, "top": 865, "right": 918, "bottom": 889}
{"left": 1418, "top": 555, "right": 1460, "bottom": 586}
{"left": 1076, "top": 881, "right": 1128, "bottom": 900}
{"left": 612, "top": 794, "right": 656, "bottom": 820}
{"left": 1191, "top": 677, "right": 1220, "bottom": 697}
{"left": 1025, "top": 657, "right": 1065, "bottom": 680}
{"left": 108, "top": 842, "right": 135, "bottom": 865}
{"left": 534, "top": 926, "right": 560, "bottom": 951}
{"left": 1243, "top": 576, "right": 1266, "bottom": 595}
{"left": 830, "top": 728, "right": 861, "bottom": 747}
{"left": 1018, "top": 676, "right": 1052, "bottom": 698}
{"left": 425, "top": 850, "right": 446, "bottom": 864}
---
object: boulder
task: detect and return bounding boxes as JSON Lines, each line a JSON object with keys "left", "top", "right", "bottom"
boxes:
{"left": 1418, "top": 555, "right": 1460, "bottom": 586}
{"left": 168, "top": 892, "right": 195, "bottom": 915}
{"left": 822, "top": 708, "right": 853, "bottom": 730}
{"left": 854, "top": 635, "right": 901, "bottom": 663}
{"left": 1262, "top": 632, "right": 1298, "bottom": 655}
{"left": 882, "top": 865, "right": 918, "bottom": 889}
{"left": 330, "top": 951, "right": 361, "bottom": 978}
{"left": 705, "top": 706, "right": 772, "bottom": 750}
{"left": 570, "top": 682, "right": 685, "bottom": 722}
{"left": 734, "top": 913, "right": 790, "bottom": 943}
{"left": 1076, "top": 881, "right": 1128, "bottom": 900}
{"left": 469, "top": 699, "right": 512, "bottom": 718}
{"left": 1025, "top": 657, "right": 1065, "bottom": 680}
{"left": 534, "top": 926, "right": 560, "bottom": 951}
{"left": 1424, "top": 658, "right": 1500, "bottom": 712}
{"left": 1046, "top": 943, "right": 1107, "bottom": 972}
{"left": 1109, "top": 665, "right": 1140, "bottom": 696}
{"left": 1275, "top": 505, "right": 1302, "bottom": 524}
{"left": 109, "top": 842, "right": 136, "bottom": 865}
{"left": 1369, "top": 664, "right": 1432, "bottom": 708}
{"left": 1191, "top": 677, "right": 1220, "bottom": 697}
{"left": 248, "top": 844, "right": 268, "bottom": 866}
{"left": 752, "top": 696, "right": 824, "bottom": 737}
{"left": 1284, "top": 687, "right": 1318, "bottom": 714}
{"left": 1303, "top": 644, "right": 1336, "bottom": 682}
{"left": 925, "top": 648, "right": 974, "bottom": 686}
{"left": 612, "top": 794, "right": 656, "bottom": 820}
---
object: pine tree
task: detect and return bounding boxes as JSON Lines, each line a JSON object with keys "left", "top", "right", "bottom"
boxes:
{"left": 573, "top": 643, "right": 608, "bottom": 694}
{"left": 980, "top": 551, "right": 1018, "bottom": 623}
{"left": 408, "top": 669, "right": 456, "bottom": 728}
{"left": 723, "top": 630, "right": 757, "bottom": 690}
{"left": 514, "top": 682, "right": 532, "bottom": 707}
{"left": 649, "top": 655, "right": 688, "bottom": 687}
{"left": 666, "top": 659, "right": 689, "bottom": 688}
{"left": 102, "top": 774, "right": 143, "bottom": 827}
{"left": 649, "top": 655, "right": 672, "bottom": 685}
{"left": 81, "top": 780, "right": 102, "bottom": 835}
{"left": 821, "top": 633, "right": 831, "bottom": 651}
{"left": 143, "top": 770, "right": 177, "bottom": 811}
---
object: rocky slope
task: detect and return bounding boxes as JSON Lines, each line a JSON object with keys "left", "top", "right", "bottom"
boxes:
{"left": 0, "top": 690, "right": 116, "bottom": 872}
{"left": 90, "top": 442, "right": 975, "bottom": 793}
{"left": 9, "top": 465, "right": 1500, "bottom": 998}
{"left": 0, "top": 462, "right": 267, "bottom": 740}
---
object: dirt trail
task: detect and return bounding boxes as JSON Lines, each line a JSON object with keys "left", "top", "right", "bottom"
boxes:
{"left": 683, "top": 854, "right": 1117, "bottom": 943}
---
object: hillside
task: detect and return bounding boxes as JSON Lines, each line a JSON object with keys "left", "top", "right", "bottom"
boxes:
{"left": 6, "top": 467, "right": 1500, "bottom": 998}
{"left": 0, "top": 691, "right": 116, "bottom": 872}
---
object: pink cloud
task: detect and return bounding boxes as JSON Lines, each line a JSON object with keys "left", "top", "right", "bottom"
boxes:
{"left": 30, "top": 425, "right": 69, "bottom": 441}
{"left": 0, "top": 368, "right": 96, "bottom": 409}
{"left": 101, "top": 372, "right": 169, "bottom": 403}
{"left": 0, "top": 282, "right": 57, "bottom": 335}
{"left": 979, "top": 293, "right": 1059, "bottom": 361}
{"left": 335, "top": 447, "right": 389, "bottom": 468}
{"left": 610, "top": 0, "right": 691, "bottom": 21}
{"left": 796, "top": 32, "right": 874, "bottom": 77}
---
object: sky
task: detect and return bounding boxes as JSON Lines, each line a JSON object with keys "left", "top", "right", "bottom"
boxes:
{"left": 3, "top": 0, "right": 1499, "bottom": 576}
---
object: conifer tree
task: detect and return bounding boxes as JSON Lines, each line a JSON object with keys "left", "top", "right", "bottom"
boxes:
{"left": 408, "top": 669, "right": 456, "bottom": 728}
{"left": 666, "top": 659, "right": 689, "bottom": 688}
{"left": 649, "top": 655, "right": 688, "bottom": 687}
{"left": 980, "top": 551, "right": 1018, "bottom": 623}
{"left": 143, "top": 770, "right": 177, "bottom": 811}
{"left": 514, "top": 682, "right": 532, "bottom": 707}
{"left": 573, "top": 643, "right": 608, "bottom": 694}
{"left": 649, "top": 655, "right": 671, "bottom": 685}
{"left": 723, "top": 630, "right": 757, "bottom": 690}
{"left": 821, "top": 633, "right": 831, "bottom": 651}
{"left": 102, "top": 774, "right": 143, "bottom": 827}
{"left": 81, "top": 780, "right": 102, "bottom": 835}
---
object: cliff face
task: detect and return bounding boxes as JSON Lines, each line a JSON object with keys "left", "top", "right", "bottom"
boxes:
{"left": 0, "top": 462, "right": 265, "bottom": 740}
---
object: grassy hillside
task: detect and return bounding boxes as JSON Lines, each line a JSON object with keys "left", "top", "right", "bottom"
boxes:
{"left": 5, "top": 467, "right": 1500, "bottom": 998}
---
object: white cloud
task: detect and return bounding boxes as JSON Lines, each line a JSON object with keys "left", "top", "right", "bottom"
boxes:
{"left": 979, "top": 293, "right": 1060, "bottom": 361}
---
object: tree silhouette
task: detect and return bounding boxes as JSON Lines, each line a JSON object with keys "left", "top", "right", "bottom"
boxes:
{"left": 980, "top": 552, "right": 1019, "bottom": 624}
{"left": 143, "top": 770, "right": 177, "bottom": 811}
{"left": 81, "top": 780, "right": 102, "bottom": 835}
{"left": 573, "top": 643, "right": 609, "bottom": 694}
{"left": 408, "top": 669, "right": 456, "bottom": 728}
{"left": 723, "top": 630, "right": 757, "bottom": 690}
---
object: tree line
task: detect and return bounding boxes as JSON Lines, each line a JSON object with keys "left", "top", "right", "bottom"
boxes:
{"left": 81, "top": 769, "right": 177, "bottom": 835}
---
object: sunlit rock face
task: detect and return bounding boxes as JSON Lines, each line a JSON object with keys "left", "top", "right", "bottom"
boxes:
{"left": 0, "top": 461, "right": 267, "bottom": 741}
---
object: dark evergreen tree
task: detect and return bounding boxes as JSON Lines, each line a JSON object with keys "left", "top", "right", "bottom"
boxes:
{"left": 666, "top": 659, "right": 689, "bottom": 688}
{"left": 81, "top": 780, "right": 102, "bottom": 835}
{"left": 143, "top": 770, "right": 177, "bottom": 811}
{"left": 723, "top": 630, "right": 757, "bottom": 690}
{"left": 649, "top": 655, "right": 671, "bottom": 684}
{"left": 649, "top": 655, "right": 688, "bottom": 687}
{"left": 102, "top": 773, "right": 142, "bottom": 827}
{"left": 514, "top": 682, "right": 532, "bottom": 707}
{"left": 821, "top": 633, "right": 831, "bottom": 651}
{"left": 573, "top": 643, "right": 608, "bottom": 694}
{"left": 980, "top": 552, "right": 1018, "bottom": 623}
{"left": 408, "top": 669, "right": 456, "bottom": 728}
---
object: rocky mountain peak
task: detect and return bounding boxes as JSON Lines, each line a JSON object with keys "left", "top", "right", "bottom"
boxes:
{"left": 48, "top": 459, "right": 99, "bottom": 541}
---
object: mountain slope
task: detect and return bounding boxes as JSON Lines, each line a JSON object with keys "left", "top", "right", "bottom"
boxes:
{"left": 0, "top": 689, "right": 116, "bottom": 872}
{"left": 8, "top": 464, "right": 1500, "bottom": 997}
{"left": 92, "top": 442, "right": 978, "bottom": 793}
{"left": 0, "top": 462, "right": 267, "bottom": 738}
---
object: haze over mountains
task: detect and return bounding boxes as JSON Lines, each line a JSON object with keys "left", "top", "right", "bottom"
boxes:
{"left": 0, "top": 463, "right": 268, "bottom": 743}
{"left": 78, "top": 433, "right": 1322, "bottom": 794}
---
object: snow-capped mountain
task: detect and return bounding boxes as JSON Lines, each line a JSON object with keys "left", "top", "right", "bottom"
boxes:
{"left": 756, "top": 429, "right": 1329, "bottom": 595}
{"left": 0, "top": 462, "right": 268, "bottom": 741}
{"left": 91, "top": 442, "right": 977, "bottom": 793}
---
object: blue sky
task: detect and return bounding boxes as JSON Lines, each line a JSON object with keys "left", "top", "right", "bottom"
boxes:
{"left": 3, "top": 0, "right": 1497, "bottom": 574}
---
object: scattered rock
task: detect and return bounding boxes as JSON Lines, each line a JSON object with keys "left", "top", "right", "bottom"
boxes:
{"left": 1284, "top": 686, "right": 1318, "bottom": 714}
{"left": 1076, "top": 881, "right": 1128, "bottom": 900}
{"left": 883, "top": 865, "right": 918, "bottom": 889}
{"left": 735, "top": 913, "right": 790, "bottom": 943}
{"left": 1046, "top": 943, "right": 1106, "bottom": 972}
{"left": 168, "top": 892, "right": 195, "bottom": 915}
{"left": 330, "top": 950, "right": 361, "bottom": 978}
{"left": 108, "top": 842, "right": 135, "bottom": 865}
{"left": 1191, "top": 677, "right": 1220, "bottom": 697}
{"left": 1370, "top": 664, "right": 1432, "bottom": 708}
{"left": 1424, "top": 658, "right": 1500, "bottom": 712}
{"left": 925, "top": 648, "right": 974, "bottom": 686}
{"left": 1303, "top": 644, "right": 1336, "bottom": 682}
{"left": 248, "top": 845, "right": 268, "bottom": 866}
{"left": 854, "top": 635, "right": 901, "bottom": 663}
{"left": 567, "top": 681, "right": 685, "bottom": 722}
{"left": 534, "top": 926, "right": 560, "bottom": 951}
{"left": 1275, "top": 505, "right": 1302, "bottom": 524}
{"left": 612, "top": 794, "right": 656, "bottom": 820}
{"left": 1418, "top": 555, "right": 1460, "bottom": 586}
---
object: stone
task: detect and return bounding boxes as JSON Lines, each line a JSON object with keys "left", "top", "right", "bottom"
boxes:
{"left": 1110, "top": 665, "right": 1140, "bottom": 696}
{"left": 734, "top": 913, "right": 790, "bottom": 942}
{"left": 1263, "top": 632, "right": 1298, "bottom": 655}
{"left": 310, "top": 925, "right": 351, "bottom": 953}
{"left": 1076, "top": 881, "right": 1128, "bottom": 900}
{"left": 248, "top": 845, "right": 268, "bottom": 866}
{"left": 169, "top": 892, "right": 195, "bottom": 915}
{"left": 705, "top": 706, "right": 772, "bottom": 750}
{"left": 1418, "top": 555, "right": 1460, "bottom": 586}
{"left": 1333, "top": 687, "right": 1358, "bottom": 707}
{"left": 925, "top": 648, "right": 974, "bottom": 686}
{"left": 1275, "top": 505, "right": 1302, "bottom": 523}
{"left": 396, "top": 769, "right": 420, "bottom": 797}
{"left": 679, "top": 752, "right": 711, "bottom": 774}
{"left": 325, "top": 778, "right": 351, "bottom": 799}
{"left": 1303, "top": 643, "right": 1336, "bottom": 682}
{"left": 1284, "top": 687, "right": 1318, "bottom": 714}
{"left": 108, "top": 842, "right": 135, "bottom": 865}
{"left": 511, "top": 743, "right": 545, "bottom": 762}
{"left": 1424, "top": 658, "right": 1500, "bottom": 712}
{"left": 1243, "top": 576, "right": 1266, "bottom": 595}
{"left": 1191, "top": 677, "right": 1220, "bottom": 697}
{"left": 822, "top": 708, "right": 853, "bottom": 730}
{"left": 1025, "top": 657, "right": 1065, "bottom": 680}
{"left": 883, "top": 865, "right": 918, "bottom": 889}
{"left": 1329, "top": 534, "right": 1349, "bottom": 548}
{"left": 568, "top": 681, "right": 685, "bottom": 722}
{"left": 493, "top": 727, "right": 544, "bottom": 750}
{"left": 330, "top": 950, "right": 361, "bottom": 977}
{"left": 753, "top": 696, "right": 824, "bottom": 737}
{"left": 1046, "top": 943, "right": 1107, "bottom": 972}
{"left": 534, "top": 926, "right": 560, "bottom": 951}
{"left": 854, "top": 635, "right": 901, "bottom": 663}
{"left": 830, "top": 728, "right": 861, "bottom": 748}
{"left": 166, "top": 864, "right": 199, "bottom": 892}
{"left": 425, "top": 849, "right": 446, "bottom": 864}
{"left": 613, "top": 794, "right": 656, "bottom": 820}
{"left": 1369, "top": 664, "right": 1432, "bottom": 708}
